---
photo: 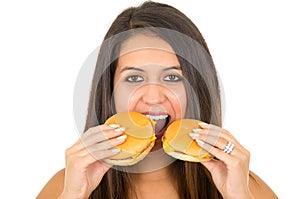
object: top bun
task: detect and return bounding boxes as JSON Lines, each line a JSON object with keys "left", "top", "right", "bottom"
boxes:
{"left": 163, "top": 119, "right": 213, "bottom": 162}
{"left": 104, "top": 112, "right": 156, "bottom": 166}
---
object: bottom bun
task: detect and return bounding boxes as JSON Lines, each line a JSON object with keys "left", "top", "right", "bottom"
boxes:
{"left": 165, "top": 151, "right": 212, "bottom": 162}
{"left": 104, "top": 140, "right": 155, "bottom": 166}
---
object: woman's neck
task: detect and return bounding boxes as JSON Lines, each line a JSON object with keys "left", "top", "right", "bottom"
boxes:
{"left": 127, "top": 141, "right": 179, "bottom": 199}
{"left": 131, "top": 165, "right": 171, "bottom": 183}
{"left": 124, "top": 140, "right": 175, "bottom": 173}
{"left": 130, "top": 166, "right": 179, "bottom": 199}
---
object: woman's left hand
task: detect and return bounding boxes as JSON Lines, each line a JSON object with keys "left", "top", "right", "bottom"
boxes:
{"left": 190, "top": 122, "right": 254, "bottom": 199}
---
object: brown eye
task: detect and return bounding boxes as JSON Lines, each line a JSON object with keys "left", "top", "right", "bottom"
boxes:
{"left": 126, "top": 75, "right": 144, "bottom": 82}
{"left": 163, "top": 74, "right": 182, "bottom": 82}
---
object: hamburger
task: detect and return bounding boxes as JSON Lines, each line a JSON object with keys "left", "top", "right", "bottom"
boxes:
{"left": 163, "top": 119, "right": 213, "bottom": 162}
{"left": 104, "top": 112, "right": 156, "bottom": 166}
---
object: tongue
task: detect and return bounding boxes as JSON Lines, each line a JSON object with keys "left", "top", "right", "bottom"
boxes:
{"left": 154, "top": 118, "right": 167, "bottom": 133}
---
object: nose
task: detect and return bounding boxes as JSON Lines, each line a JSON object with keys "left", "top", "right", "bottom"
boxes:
{"left": 141, "top": 84, "right": 166, "bottom": 105}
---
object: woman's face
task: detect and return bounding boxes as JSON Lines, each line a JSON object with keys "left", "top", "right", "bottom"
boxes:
{"left": 113, "top": 34, "right": 187, "bottom": 138}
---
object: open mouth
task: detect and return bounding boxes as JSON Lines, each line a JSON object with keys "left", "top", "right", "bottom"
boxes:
{"left": 144, "top": 114, "right": 170, "bottom": 138}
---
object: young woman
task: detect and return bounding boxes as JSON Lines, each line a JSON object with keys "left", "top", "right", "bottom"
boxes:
{"left": 37, "top": 1, "right": 278, "bottom": 199}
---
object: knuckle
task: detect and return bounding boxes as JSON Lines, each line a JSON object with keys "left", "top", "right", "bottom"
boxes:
{"left": 245, "top": 149, "right": 251, "bottom": 157}
{"left": 89, "top": 126, "right": 99, "bottom": 132}
{"left": 242, "top": 149, "right": 251, "bottom": 160}
{"left": 231, "top": 158, "right": 242, "bottom": 168}
{"left": 65, "top": 146, "right": 73, "bottom": 156}
{"left": 103, "top": 140, "right": 115, "bottom": 149}
{"left": 97, "top": 150, "right": 113, "bottom": 160}
{"left": 93, "top": 151, "right": 106, "bottom": 160}
{"left": 85, "top": 125, "right": 101, "bottom": 135}
{"left": 223, "top": 129, "right": 232, "bottom": 137}
{"left": 71, "top": 160, "right": 84, "bottom": 169}
{"left": 65, "top": 151, "right": 76, "bottom": 162}
{"left": 84, "top": 127, "right": 94, "bottom": 135}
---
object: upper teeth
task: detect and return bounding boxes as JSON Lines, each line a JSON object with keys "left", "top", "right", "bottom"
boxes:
{"left": 145, "top": 114, "right": 168, "bottom": 120}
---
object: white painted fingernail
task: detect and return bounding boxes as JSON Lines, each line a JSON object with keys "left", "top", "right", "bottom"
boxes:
{"left": 109, "top": 124, "right": 120, "bottom": 128}
{"left": 189, "top": 132, "right": 199, "bottom": 138}
{"left": 196, "top": 139, "right": 205, "bottom": 145}
{"left": 116, "top": 134, "right": 127, "bottom": 140}
{"left": 198, "top": 122, "right": 209, "bottom": 127}
{"left": 115, "top": 127, "right": 125, "bottom": 132}
{"left": 111, "top": 148, "right": 121, "bottom": 153}
{"left": 192, "top": 128, "right": 202, "bottom": 133}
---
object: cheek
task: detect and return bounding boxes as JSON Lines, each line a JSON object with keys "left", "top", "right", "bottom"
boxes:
{"left": 113, "top": 83, "right": 141, "bottom": 112}
{"left": 167, "top": 85, "right": 187, "bottom": 119}
{"left": 113, "top": 82, "right": 188, "bottom": 117}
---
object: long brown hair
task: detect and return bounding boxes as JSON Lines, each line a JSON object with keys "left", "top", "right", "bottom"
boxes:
{"left": 85, "top": 1, "right": 223, "bottom": 198}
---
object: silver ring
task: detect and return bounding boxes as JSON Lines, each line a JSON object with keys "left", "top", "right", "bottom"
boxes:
{"left": 223, "top": 141, "right": 234, "bottom": 154}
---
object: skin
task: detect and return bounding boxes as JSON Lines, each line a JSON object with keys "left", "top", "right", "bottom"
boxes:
{"left": 114, "top": 34, "right": 187, "bottom": 147}
{"left": 114, "top": 34, "right": 187, "bottom": 121}
{"left": 37, "top": 34, "right": 278, "bottom": 199}
{"left": 117, "top": 34, "right": 254, "bottom": 198}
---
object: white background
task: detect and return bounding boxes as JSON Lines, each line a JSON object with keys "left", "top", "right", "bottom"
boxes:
{"left": 0, "top": 0, "right": 299, "bottom": 198}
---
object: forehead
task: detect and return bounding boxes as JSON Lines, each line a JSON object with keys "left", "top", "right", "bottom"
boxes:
{"left": 120, "top": 33, "right": 175, "bottom": 55}
{"left": 117, "top": 34, "right": 179, "bottom": 69}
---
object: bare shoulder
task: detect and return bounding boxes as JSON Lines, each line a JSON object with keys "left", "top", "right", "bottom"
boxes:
{"left": 249, "top": 170, "right": 278, "bottom": 199}
{"left": 36, "top": 169, "right": 65, "bottom": 199}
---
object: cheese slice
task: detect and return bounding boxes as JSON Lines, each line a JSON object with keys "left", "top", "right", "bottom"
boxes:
{"left": 106, "top": 112, "right": 154, "bottom": 139}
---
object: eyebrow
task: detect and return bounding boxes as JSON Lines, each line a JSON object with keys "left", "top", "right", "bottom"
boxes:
{"left": 120, "top": 66, "right": 182, "bottom": 73}
{"left": 120, "top": 66, "right": 144, "bottom": 73}
{"left": 163, "top": 66, "right": 182, "bottom": 71}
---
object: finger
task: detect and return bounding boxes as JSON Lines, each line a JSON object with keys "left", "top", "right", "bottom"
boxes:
{"left": 190, "top": 128, "right": 240, "bottom": 152}
{"left": 192, "top": 127, "right": 249, "bottom": 156}
{"left": 201, "top": 158, "right": 223, "bottom": 173}
{"left": 81, "top": 124, "right": 122, "bottom": 141}
{"left": 66, "top": 131, "right": 126, "bottom": 157}
{"left": 66, "top": 139, "right": 87, "bottom": 153}
{"left": 85, "top": 124, "right": 121, "bottom": 135}
{"left": 86, "top": 134, "right": 127, "bottom": 153}
{"left": 189, "top": 131, "right": 227, "bottom": 150}
{"left": 67, "top": 147, "right": 121, "bottom": 168}
{"left": 91, "top": 148, "right": 122, "bottom": 160}
{"left": 82, "top": 127, "right": 126, "bottom": 147}
{"left": 194, "top": 135, "right": 248, "bottom": 164}
{"left": 194, "top": 139, "right": 234, "bottom": 159}
{"left": 191, "top": 126, "right": 241, "bottom": 147}
{"left": 67, "top": 135, "right": 126, "bottom": 164}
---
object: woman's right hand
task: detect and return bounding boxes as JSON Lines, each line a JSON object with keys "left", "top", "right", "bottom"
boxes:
{"left": 58, "top": 124, "right": 126, "bottom": 199}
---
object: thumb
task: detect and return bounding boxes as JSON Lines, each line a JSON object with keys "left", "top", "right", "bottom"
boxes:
{"left": 201, "top": 160, "right": 216, "bottom": 173}
{"left": 201, "top": 159, "right": 225, "bottom": 175}
{"left": 93, "top": 161, "right": 112, "bottom": 177}
{"left": 88, "top": 161, "right": 112, "bottom": 189}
